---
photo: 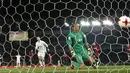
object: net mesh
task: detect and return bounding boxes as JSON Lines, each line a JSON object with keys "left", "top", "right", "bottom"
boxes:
{"left": 0, "top": 0, "right": 130, "bottom": 73}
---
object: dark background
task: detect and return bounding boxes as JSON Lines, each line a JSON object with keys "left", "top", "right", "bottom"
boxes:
{"left": 0, "top": 0, "right": 130, "bottom": 66}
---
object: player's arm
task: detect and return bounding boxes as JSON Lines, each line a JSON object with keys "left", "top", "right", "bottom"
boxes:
{"left": 68, "top": 34, "right": 74, "bottom": 56}
{"left": 35, "top": 43, "right": 39, "bottom": 50}
{"left": 82, "top": 32, "right": 93, "bottom": 52}
{"left": 82, "top": 32, "right": 90, "bottom": 48}
{"left": 42, "top": 41, "right": 48, "bottom": 48}
{"left": 42, "top": 41, "right": 50, "bottom": 52}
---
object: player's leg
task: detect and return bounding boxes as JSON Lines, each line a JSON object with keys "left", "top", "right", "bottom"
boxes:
{"left": 0, "top": 60, "right": 1, "bottom": 66}
{"left": 17, "top": 61, "right": 20, "bottom": 67}
{"left": 41, "top": 53, "right": 45, "bottom": 66}
{"left": 75, "top": 54, "right": 86, "bottom": 69}
{"left": 71, "top": 61, "right": 79, "bottom": 68}
{"left": 38, "top": 52, "right": 43, "bottom": 66}
{"left": 39, "top": 59, "right": 43, "bottom": 66}
{"left": 95, "top": 55, "right": 100, "bottom": 67}
{"left": 88, "top": 56, "right": 96, "bottom": 64}
{"left": 29, "top": 57, "right": 32, "bottom": 66}
{"left": 83, "top": 51, "right": 96, "bottom": 69}
{"left": 88, "top": 53, "right": 96, "bottom": 64}
{"left": 71, "top": 55, "right": 81, "bottom": 69}
{"left": 16, "top": 61, "right": 18, "bottom": 67}
{"left": 78, "top": 55, "right": 86, "bottom": 69}
{"left": 18, "top": 63, "right": 20, "bottom": 67}
{"left": 70, "top": 57, "right": 76, "bottom": 69}
{"left": 92, "top": 53, "right": 99, "bottom": 67}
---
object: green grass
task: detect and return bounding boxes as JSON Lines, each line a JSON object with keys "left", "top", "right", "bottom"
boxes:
{"left": 0, "top": 66, "right": 130, "bottom": 73}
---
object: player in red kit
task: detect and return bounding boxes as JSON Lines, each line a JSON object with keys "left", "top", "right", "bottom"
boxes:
{"left": 47, "top": 54, "right": 52, "bottom": 66}
{"left": 127, "top": 44, "right": 130, "bottom": 62}
{"left": 92, "top": 42, "right": 100, "bottom": 67}
{"left": 63, "top": 53, "right": 69, "bottom": 66}
{"left": 28, "top": 50, "right": 34, "bottom": 66}
{"left": 127, "top": 44, "right": 130, "bottom": 52}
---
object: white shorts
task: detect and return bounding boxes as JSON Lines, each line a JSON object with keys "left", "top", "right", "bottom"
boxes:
{"left": 17, "top": 60, "right": 20, "bottom": 63}
{"left": 38, "top": 52, "right": 45, "bottom": 59}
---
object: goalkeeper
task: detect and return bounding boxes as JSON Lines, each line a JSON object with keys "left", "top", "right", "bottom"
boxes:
{"left": 68, "top": 23, "right": 96, "bottom": 69}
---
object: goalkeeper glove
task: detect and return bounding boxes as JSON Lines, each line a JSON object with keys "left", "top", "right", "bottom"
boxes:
{"left": 71, "top": 51, "right": 75, "bottom": 57}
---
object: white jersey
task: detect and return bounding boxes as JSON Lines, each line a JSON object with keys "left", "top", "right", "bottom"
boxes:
{"left": 35, "top": 40, "right": 48, "bottom": 53}
{"left": 16, "top": 55, "right": 21, "bottom": 62}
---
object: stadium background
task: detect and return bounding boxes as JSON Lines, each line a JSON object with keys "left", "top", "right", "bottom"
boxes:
{"left": 0, "top": 0, "right": 129, "bottom": 66}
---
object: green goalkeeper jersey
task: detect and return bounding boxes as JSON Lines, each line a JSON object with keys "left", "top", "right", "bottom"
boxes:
{"left": 68, "top": 31, "right": 88, "bottom": 54}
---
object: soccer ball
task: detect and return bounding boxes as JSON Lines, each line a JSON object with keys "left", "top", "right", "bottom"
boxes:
{"left": 118, "top": 16, "right": 130, "bottom": 28}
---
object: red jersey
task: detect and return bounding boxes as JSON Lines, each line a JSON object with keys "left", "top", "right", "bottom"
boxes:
{"left": 93, "top": 45, "right": 100, "bottom": 56}
{"left": 64, "top": 54, "right": 68, "bottom": 61}
{"left": 127, "top": 46, "right": 130, "bottom": 51}
{"left": 49, "top": 56, "right": 52, "bottom": 62}
{"left": 29, "top": 52, "right": 33, "bottom": 58}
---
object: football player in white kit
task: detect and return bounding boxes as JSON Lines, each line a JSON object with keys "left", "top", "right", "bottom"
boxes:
{"left": 35, "top": 37, "right": 49, "bottom": 67}
{"left": 16, "top": 53, "right": 21, "bottom": 67}
{"left": 0, "top": 54, "right": 2, "bottom": 66}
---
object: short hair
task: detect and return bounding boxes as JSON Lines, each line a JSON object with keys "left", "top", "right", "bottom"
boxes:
{"left": 36, "top": 36, "right": 40, "bottom": 38}
{"left": 72, "top": 23, "right": 79, "bottom": 27}
{"left": 36, "top": 37, "right": 41, "bottom": 40}
{"left": 71, "top": 23, "right": 80, "bottom": 29}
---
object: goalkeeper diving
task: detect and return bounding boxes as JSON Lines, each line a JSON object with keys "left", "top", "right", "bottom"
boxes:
{"left": 35, "top": 37, "right": 49, "bottom": 67}
{"left": 68, "top": 23, "right": 96, "bottom": 69}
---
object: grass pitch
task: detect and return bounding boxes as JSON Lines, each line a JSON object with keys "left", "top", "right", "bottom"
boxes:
{"left": 0, "top": 65, "right": 130, "bottom": 73}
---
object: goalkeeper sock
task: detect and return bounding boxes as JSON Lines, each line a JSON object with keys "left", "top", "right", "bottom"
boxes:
{"left": 72, "top": 61, "right": 80, "bottom": 68}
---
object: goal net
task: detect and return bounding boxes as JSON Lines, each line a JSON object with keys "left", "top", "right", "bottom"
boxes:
{"left": 0, "top": 0, "right": 130, "bottom": 73}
